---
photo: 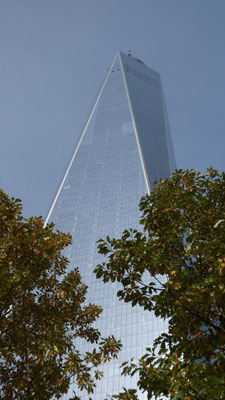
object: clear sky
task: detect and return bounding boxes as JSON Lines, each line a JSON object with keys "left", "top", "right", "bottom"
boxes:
{"left": 1, "top": 0, "right": 225, "bottom": 218}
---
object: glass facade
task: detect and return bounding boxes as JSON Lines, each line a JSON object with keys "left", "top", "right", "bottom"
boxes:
{"left": 46, "top": 52, "right": 176, "bottom": 399}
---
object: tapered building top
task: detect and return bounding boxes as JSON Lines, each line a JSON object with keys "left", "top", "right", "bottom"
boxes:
{"left": 46, "top": 51, "right": 176, "bottom": 399}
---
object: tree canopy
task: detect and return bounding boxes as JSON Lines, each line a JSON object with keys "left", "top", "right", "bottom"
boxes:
{"left": 0, "top": 188, "right": 121, "bottom": 400}
{"left": 95, "top": 168, "right": 225, "bottom": 399}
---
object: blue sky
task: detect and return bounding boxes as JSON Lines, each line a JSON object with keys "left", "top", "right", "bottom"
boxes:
{"left": 1, "top": 0, "right": 225, "bottom": 218}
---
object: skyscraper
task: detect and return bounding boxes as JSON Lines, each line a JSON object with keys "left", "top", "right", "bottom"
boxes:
{"left": 46, "top": 51, "right": 176, "bottom": 399}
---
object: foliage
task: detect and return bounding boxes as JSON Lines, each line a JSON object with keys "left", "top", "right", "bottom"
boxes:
{"left": 0, "top": 188, "right": 121, "bottom": 400}
{"left": 95, "top": 168, "right": 225, "bottom": 399}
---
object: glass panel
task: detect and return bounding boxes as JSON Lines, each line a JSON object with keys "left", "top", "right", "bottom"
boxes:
{"left": 120, "top": 52, "right": 176, "bottom": 189}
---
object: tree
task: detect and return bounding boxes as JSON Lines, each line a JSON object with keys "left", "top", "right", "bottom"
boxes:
{"left": 95, "top": 168, "right": 225, "bottom": 399}
{"left": 0, "top": 188, "right": 121, "bottom": 400}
